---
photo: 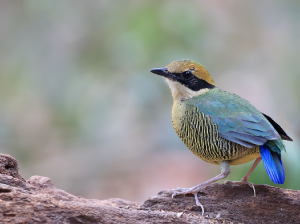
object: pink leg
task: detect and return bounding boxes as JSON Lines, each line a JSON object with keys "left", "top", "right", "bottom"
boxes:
{"left": 225, "top": 157, "right": 262, "bottom": 196}
{"left": 241, "top": 157, "right": 262, "bottom": 182}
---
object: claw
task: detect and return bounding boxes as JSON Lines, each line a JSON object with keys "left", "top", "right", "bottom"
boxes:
{"left": 224, "top": 180, "right": 256, "bottom": 197}
{"left": 194, "top": 193, "right": 204, "bottom": 216}
{"left": 171, "top": 188, "right": 205, "bottom": 215}
{"left": 245, "top": 181, "right": 256, "bottom": 197}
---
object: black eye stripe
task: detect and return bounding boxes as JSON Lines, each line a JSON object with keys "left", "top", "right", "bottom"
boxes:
{"left": 170, "top": 73, "right": 214, "bottom": 91}
{"left": 180, "top": 77, "right": 215, "bottom": 91}
{"left": 169, "top": 70, "right": 215, "bottom": 91}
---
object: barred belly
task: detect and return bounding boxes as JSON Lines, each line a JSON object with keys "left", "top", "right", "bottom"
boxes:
{"left": 172, "top": 104, "right": 260, "bottom": 165}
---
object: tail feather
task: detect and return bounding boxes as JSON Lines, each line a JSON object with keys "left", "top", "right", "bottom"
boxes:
{"left": 259, "top": 144, "right": 285, "bottom": 184}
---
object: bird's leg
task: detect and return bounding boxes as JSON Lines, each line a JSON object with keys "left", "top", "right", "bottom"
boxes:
{"left": 241, "top": 157, "right": 262, "bottom": 182}
{"left": 240, "top": 157, "right": 262, "bottom": 197}
{"left": 225, "top": 157, "right": 262, "bottom": 197}
{"left": 172, "top": 161, "right": 231, "bottom": 214}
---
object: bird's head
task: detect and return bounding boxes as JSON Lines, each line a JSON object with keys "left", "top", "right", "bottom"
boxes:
{"left": 150, "top": 59, "right": 216, "bottom": 101}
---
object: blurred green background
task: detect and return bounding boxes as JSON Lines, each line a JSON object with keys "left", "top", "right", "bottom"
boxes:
{"left": 0, "top": 0, "right": 299, "bottom": 202}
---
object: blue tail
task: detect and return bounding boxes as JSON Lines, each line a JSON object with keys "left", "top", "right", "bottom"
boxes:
{"left": 259, "top": 144, "right": 285, "bottom": 184}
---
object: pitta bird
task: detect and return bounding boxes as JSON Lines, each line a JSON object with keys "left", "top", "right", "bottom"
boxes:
{"left": 150, "top": 59, "right": 292, "bottom": 214}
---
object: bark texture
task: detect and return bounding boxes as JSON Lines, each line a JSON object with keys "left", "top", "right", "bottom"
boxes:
{"left": 0, "top": 153, "right": 299, "bottom": 224}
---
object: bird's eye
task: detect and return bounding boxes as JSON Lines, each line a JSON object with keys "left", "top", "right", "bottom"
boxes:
{"left": 182, "top": 71, "right": 192, "bottom": 79}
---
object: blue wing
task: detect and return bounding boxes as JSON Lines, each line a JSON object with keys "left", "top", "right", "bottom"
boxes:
{"left": 188, "top": 88, "right": 280, "bottom": 148}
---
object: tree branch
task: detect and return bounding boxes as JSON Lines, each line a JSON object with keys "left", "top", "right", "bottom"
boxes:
{"left": 0, "top": 153, "right": 299, "bottom": 223}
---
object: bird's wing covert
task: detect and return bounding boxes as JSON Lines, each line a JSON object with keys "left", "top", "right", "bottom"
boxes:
{"left": 190, "top": 89, "right": 280, "bottom": 148}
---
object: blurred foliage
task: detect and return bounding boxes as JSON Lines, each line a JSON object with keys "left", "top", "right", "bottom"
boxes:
{"left": 0, "top": 0, "right": 299, "bottom": 202}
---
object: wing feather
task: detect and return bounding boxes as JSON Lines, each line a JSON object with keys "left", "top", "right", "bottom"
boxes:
{"left": 190, "top": 88, "right": 281, "bottom": 148}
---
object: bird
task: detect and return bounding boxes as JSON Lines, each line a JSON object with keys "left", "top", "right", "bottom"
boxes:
{"left": 150, "top": 59, "right": 292, "bottom": 214}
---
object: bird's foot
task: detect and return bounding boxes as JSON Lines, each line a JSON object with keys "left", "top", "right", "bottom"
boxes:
{"left": 171, "top": 187, "right": 197, "bottom": 198}
{"left": 171, "top": 187, "right": 204, "bottom": 215}
{"left": 170, "top": 163, "right": 231, "bottom": 216}
{"left": 224, "top": 179, "right": 256, "bottom": 197}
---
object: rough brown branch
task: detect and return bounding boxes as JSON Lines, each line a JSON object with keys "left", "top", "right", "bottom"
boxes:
{"left": 0, "top": 153, "right": 299, "bottom": 223}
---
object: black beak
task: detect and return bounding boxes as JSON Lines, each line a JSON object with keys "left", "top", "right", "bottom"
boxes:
{"left": 149, "top": 68, "right": 169, "bottom": 78}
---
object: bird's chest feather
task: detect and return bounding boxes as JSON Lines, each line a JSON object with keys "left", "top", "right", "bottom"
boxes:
{"left": 171, "top": 101, "right": 218, "bottom": 161}
{"left": 171, "top": 101, "right": 259, "bottom": 165}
